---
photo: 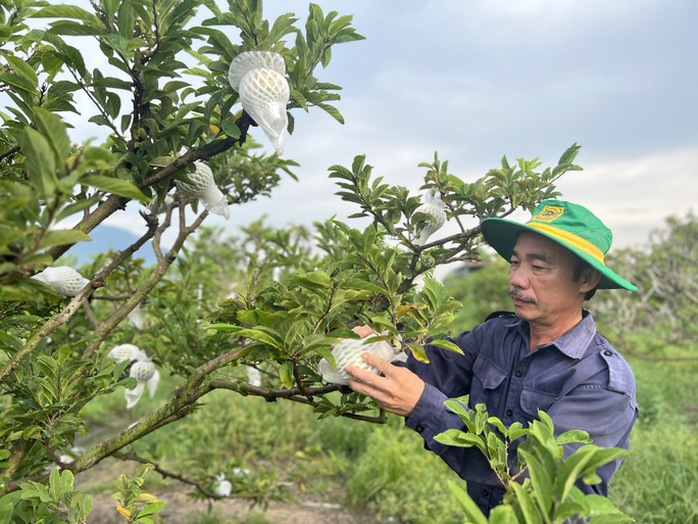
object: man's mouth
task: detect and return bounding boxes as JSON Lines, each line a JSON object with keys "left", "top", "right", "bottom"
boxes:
{"left": 509, "top": 289, "right": 534, "bottom": 304}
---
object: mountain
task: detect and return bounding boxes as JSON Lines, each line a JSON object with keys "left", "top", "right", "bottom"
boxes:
{"left": 60, "top": 224, "right": 157, "bottom": 266}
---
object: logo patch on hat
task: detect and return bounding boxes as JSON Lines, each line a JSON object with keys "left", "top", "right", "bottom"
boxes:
{"left": 533, "top": 205, "right": 564, "bottom": 223}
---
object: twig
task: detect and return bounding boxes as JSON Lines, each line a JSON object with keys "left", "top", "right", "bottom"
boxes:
{"left": 46, "top": 113, "right": 255, "bottom": 262}
{"left": 64, "top": 344, "right": 249, "bottom": 476}
{"left": 0, "top": 145, "right": 20, "bottom": 162}
{"left": 113, "top": 451, "right": 224, "bottom": 499}
{"left": 0, "top": 280, "right": 100, "bottom": 384}
{"left": 208, "top": 379, "right": 387, "bottom": 424}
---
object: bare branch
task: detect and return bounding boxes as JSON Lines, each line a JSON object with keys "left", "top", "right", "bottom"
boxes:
{"left": 113, "top": 451, "right": 225, "bottom": 499}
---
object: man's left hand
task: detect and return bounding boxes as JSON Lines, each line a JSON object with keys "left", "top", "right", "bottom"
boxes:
{"left": 346, "top": 353, "right": 425, "bottom": 417}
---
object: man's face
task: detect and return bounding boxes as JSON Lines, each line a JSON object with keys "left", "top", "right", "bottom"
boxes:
{"left": 508, "top": 232, "right": 586, "bottom": 326}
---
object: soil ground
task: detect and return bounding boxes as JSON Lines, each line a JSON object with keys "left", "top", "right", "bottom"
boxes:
{"left": 77, "top": 458, "right": 383, "bottom": 524}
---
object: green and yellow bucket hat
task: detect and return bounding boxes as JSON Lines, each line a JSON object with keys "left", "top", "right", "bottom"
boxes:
{"left": 480, "top": 200, "right": 637, "bottom": 291}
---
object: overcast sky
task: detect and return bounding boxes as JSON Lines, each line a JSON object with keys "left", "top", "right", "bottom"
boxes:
{"left": 67, "top": 0, "right": 697, "bottom": 257}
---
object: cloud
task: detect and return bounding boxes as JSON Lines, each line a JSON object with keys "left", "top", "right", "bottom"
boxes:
{"left": 555, "top": 145, "right": 698, "bottom": 248}
{"left": 35, "top": 1, "right": 698, "bottom": 263}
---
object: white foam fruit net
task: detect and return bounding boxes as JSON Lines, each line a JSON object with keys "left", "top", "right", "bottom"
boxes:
{"left": 107, "top": 343, "right": 147, "bottom": 363}
{"left": 175, "top": 161, "right": 230, "bottom": 219}
{"left": 214, "top": 473, "right": 233, "bottom": 497}
{"left": 31, "top": 266, "right": 90, "bottom": 297}
{"left": 228, "top": 51, "right": 285, "bottom": 90}
{"left": 318, "top": 336, "right": 407, "bottom": 385}
{"left": 125, "top": 360, "right": 157, "bottom": 409}
{"left": 413, "top": 188, "right": 447, "bottom": 246}
{"left": 228, "top": 51, "right": 290, "bottom": 155}
{"left": 106, "top": 344, "right": 160, "bottom": 408}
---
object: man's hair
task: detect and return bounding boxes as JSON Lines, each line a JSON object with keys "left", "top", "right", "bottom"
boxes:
{"left": 573, "top": 258, "right": 598, "bottom": 301}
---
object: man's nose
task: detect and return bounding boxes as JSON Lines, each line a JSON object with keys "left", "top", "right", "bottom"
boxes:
{"left": 509, "top": 266, "right": 529, "bottom": 288}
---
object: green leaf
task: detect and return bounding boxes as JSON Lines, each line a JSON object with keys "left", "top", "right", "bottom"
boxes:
{"left": 446, "top": 481, "right": 488, "bottom": 524}
{"left": 487, "top": 416, "right": 507, "bottom": 435}
{"left": 117, "top": 1, "right": 135, "bottom": 40}
{"left": 314, "top": 347, "right": 337, "bottom": 368}
{"left": 207, "top": 323, "right": 242, "bottom": 333}
{"left": 434, "top": 429, "right": 484, "bottom": 451}
{"left": 55, "top": 194, "right": 102, "bottom": 222}
{"left": 292, "top": 271, "right": 331, "bottom": 290}
{"left": 536, "top": 410, "right": 555, "bottom": 434}
{"left": 443, "top": 398, "right": 470, "bottom": 419}
{"left": 0, "top": 285, "right": 35, "bottom": 301}
{"left": 45, "top": 20, "right": 104, "bottom": 36}
{"left": 59, "top": 469, "right": 75, "bottom": 492}
{"left": 507, "top": 422, "right": 528, "bottom": 442}
{"left": 23, "top": 127, "right": 58, "bottom": 197}
{"left": 38, "top": 229, "right": 91, "bottom": 249}
{"left": 0, "top": 491, "right": 19, "bottom": 523}
{"left": 236, "top": 328, "right": 284, "bottom": 350}
{"left": 5, "top": 55, "right": 39, "bottom": 92}
{"left": 279, "top": 360, "right": 293, "bottom": 388}
{"left": 581, "top": 494, "right": 634, "bottom": 523}
{"left": 48, "top": 467, "right": 61, "bottom": 501}
{"left": 518, "top": 449, "right": 553, "bottom": 515}
{"left": 316, "top": 102, "right": 344, "bottom": 124}
{"left": 34, "top": 4, "right": 102, "bottom": 23}
{"left": 136, "top": 501, "right": 166, "bottom": 517}
{"left": 509, "top": 482, "right": 538, "bottom": 523}
{"left": 220, "top": 119, "right": 241, "bottom": 139}
{"left": 43, "top": 32, "right": 87, "bottom": 76}
{"left": 489, "top": 504, "right": 519, "bottom": 524}
{"left": 556, "top": 429, "right": 591, "bottom": 445}
{"left": 104, "top": 32, "right": 134, "bottom": 57}
{"left": 81, "top": 174, "right": 149, "bottom": 203}
{"left": 346, "top": 279, "right": 391, "bottom": 295}
{"left": 426, "top": 338, "right": 463, "bottom": 354}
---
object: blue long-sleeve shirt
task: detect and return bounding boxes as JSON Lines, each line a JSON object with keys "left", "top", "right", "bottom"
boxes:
{"left": 402, "top": 312, "right": 638, "bottom": 514}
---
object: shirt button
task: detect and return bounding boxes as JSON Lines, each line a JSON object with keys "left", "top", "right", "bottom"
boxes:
{"left": 482, "top": 488, "right": 490, "bottom": 497}
{"left": 515, "top": 370, "right": 523, "bottom": 378}
{"left": 415, "top": 424, "right": 425, "bottom": 433}
{"left": 506, "top": 409, "right": 513, "bottom": 417}
{"left": 603, "top": 349, "right": 613, "bottom": 356}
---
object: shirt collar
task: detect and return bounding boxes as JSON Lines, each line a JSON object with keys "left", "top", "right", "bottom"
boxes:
{"left": 511, "top": 311, "right": 597, "bottom": 359}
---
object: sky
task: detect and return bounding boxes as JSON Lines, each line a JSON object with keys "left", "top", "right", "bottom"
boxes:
{"left": 62, "top": 0, "right": 698, "bottom": 260}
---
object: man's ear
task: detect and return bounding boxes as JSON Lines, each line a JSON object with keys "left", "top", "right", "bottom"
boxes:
{"left": 580, "top": 268, "right": 602, "bottom": 292}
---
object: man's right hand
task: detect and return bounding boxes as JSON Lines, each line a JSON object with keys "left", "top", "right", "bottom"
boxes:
{"left": 351, "top": 325, "right": 377, "bottom": 338}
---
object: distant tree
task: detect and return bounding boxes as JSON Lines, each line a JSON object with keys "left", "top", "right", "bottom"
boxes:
{"left": 0, "top": 0, "right": 607, "bottom": 521}
{"left": 595, "top": 211, "right": 698, "bottom": 355}
{"left": 442, "top": 252, "right": 510, "bottom": 333}
{"left": 0, "top": 0, "right": 366, "bottom": 512}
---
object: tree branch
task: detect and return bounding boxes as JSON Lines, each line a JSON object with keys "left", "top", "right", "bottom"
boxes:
{"left": 46, "top": 113, "right": 255, "bottom": 262}
{"left": 208, "top": 379, "right": 387, "bottom": 424}
{"left": 113, "top": 451, "right": 226, "bottom": 499}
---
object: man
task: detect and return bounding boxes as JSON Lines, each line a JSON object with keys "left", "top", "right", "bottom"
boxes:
{"left": 346, "top": 199, "right": 639, "bottom": 515}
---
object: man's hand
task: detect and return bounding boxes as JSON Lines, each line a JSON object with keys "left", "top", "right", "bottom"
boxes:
{"left": 346, "top": 352, "right": 425, "bottom": 417}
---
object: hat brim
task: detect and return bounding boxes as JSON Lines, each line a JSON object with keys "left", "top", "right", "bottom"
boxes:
{"left": 481, "top": 218, "right": 637, "bottom": 291}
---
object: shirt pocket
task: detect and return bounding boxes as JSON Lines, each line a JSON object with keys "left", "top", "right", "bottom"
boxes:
{"left": 471, "top": 355, "right": 507, "bottom": 405}
{"left": 519, "top": 386, "right": 558, "bottom": 419}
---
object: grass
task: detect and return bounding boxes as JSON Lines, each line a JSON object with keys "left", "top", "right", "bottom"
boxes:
{"left": 75, "top": 349, "right": 698, "bottom": 524}
{"left": 344, "top": 418, "right": 463, "bottom": 524}
{"left": 608, "top": 357, "right": 698, "bottom": 522}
